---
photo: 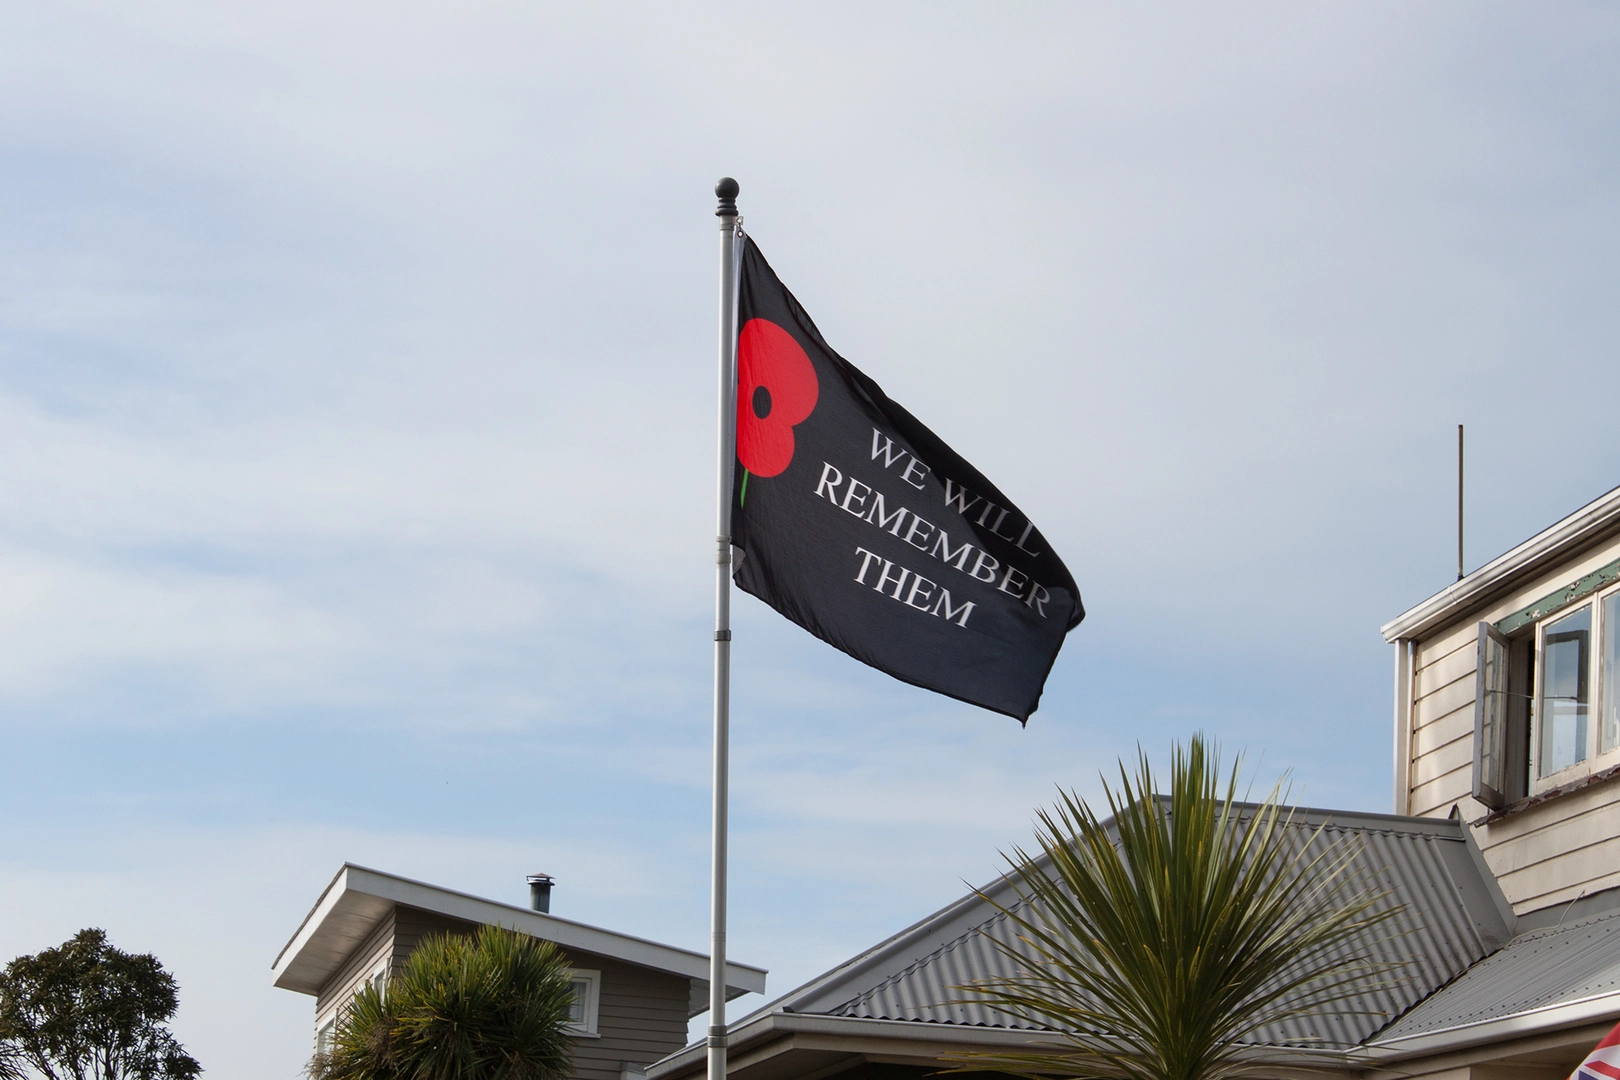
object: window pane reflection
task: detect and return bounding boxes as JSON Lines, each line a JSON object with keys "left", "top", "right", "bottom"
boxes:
{"left": 1540, "top": 604, "right": 1591, "bottom": 776}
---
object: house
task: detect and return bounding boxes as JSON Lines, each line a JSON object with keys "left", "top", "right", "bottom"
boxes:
{"left": 647, "top": 485, "right": 1620, "bottom": 1080}
{"left": 272, "top": 864, "right": 767, "bottom": 1080}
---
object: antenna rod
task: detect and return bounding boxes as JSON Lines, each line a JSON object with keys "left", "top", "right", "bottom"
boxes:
{"left": 1457, "top": 424, "right": 1464, "bottom": 582}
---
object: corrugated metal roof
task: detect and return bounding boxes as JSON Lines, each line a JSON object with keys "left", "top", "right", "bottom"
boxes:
{"left": 1372, "top": 907, "right": 1620, "bottom": 1044}
{"left": 776, "top": 808, "right": 1514, "bottom": 1051}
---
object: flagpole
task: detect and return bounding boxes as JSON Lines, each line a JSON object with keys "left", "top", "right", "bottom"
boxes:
{"left": 707, "top": 176, "right": 740, "bottom": 1080}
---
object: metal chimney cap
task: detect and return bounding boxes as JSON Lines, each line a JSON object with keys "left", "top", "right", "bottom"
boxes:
{"left": 526, "top": 872, "right": 554, "bottom": 884}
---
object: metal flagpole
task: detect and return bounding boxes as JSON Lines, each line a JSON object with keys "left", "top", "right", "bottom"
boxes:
{"left": 708, "top": 176, "right": 741, "bottom": 1080}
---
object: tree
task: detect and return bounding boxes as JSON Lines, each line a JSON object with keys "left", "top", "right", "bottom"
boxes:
{"left": 314, "top": 923, "right": 576, "bottom": 1080}
{"left": 951, "top": 736, "right": 1402, "bottom": 1080}
{"left": 0, "top": 928, "right": 201, "bottom": 1080}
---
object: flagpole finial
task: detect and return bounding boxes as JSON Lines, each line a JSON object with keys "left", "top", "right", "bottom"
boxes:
{"left": 715, "top": 177, "right": 739, "bottom": 217}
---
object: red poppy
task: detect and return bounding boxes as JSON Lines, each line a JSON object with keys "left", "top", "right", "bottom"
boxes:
{"left": 736, "top": 318, "right": 819, "bottom": 478}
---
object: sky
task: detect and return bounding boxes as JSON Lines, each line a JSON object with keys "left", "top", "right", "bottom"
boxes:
{"left": 2, "top": 3, "right": 1619, "bottom": 1076}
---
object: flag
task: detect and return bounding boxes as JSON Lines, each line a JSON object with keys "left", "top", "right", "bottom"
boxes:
{"left": 1570, "top": 1020, "right": 1620, "bottom": 1080}
{"left": 729, "top": 236, "right": 1083, "bottom": 722}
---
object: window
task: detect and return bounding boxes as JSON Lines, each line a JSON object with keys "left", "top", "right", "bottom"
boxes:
{"left": 316, "top": 1018, "right": 336, "bottom": 1058}
{"left": 1539, "top": 604, "right": 1592, "bottom": 777}
{"left": 1477, "top": 581, "right": 1620, "bottom": 809}
{"left": 566, "top": 969, "right": 600, "bottom": 1036}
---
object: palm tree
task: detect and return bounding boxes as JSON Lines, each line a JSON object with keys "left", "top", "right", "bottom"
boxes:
{"left": 949, "top": 735, "right": 1402, "bottom": 1080}
{"left": 314, "top": 923, "right": 576, "bottom": 1080}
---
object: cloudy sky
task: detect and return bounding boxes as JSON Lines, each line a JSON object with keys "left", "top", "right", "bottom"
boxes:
{"left": 2, "top": 3, "right": 1618, "bottom": 1076}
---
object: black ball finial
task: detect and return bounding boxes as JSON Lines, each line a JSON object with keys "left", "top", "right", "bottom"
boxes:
{"left": 715, "top": 177, "right": 739, "bottom": 217}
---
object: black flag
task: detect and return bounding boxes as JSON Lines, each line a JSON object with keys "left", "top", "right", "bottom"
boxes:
{"left": 730, "top": 237, "right": 1083, "bottom": 722}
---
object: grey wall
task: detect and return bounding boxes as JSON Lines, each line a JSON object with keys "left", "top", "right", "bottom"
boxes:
{"left": 314, "top": 904, "right": 690, "bottom": 1080}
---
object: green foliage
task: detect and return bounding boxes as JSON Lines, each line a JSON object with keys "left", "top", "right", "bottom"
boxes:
{"left": 950, "top": 736, "right": 1403, "bottom": 1080}
{"left": 313, "top": 924, "right": 576, "bottom": 1080}
{"left": 0, "top": 928, "right": 201, "bottom": 1080}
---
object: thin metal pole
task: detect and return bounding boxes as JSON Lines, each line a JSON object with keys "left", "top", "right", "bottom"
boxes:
{"left": 1457, "top": 424, "right": 1464, "bottom": 582}
{"left": 707, "top": 177, "right": 740, "bottom": 1080}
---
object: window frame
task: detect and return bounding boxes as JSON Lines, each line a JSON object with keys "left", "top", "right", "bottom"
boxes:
{"left": 1474, "top": 621, "right": 1512, "bottom": 808}
{"left": 1528, "top": 582, "right": 1620, "bottom": 793}
{"left": 566, "top": 969, "right": 602, "bottom": 1037}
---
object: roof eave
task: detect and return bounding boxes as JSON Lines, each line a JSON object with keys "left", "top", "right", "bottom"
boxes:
{"left": 271, "top": 863, "right": 767, "bottom": 1002}
{"left": 647, "top": 1013, "right": 1359, "bottom": 1080}
{"left": 1381, "top": 483, "right": 1620, "bottom": 643}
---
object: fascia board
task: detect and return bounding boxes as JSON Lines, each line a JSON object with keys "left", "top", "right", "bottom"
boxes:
{"left": 1382, "top": 484, "right": 1620, "bottom": 643}
{"left": 648, "top": 1013, "right": 1354, "bottom": 1080}
{"left": 272, "top": 863, "right": 766, "bottom": 998}
{"left": 1359, "top": 989, "right": 1620, "bottom": 1061}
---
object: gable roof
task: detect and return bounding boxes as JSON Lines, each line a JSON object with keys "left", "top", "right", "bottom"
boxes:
{"left": 272, "top": 863, "right": 766, "bottom": 1018}
{"left": 650, "top": 805, "right": 1551, "bottom": 1080}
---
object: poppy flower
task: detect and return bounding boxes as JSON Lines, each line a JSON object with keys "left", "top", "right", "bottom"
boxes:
{"left": 736, "top": 318, "right": 819, "bottom": 478}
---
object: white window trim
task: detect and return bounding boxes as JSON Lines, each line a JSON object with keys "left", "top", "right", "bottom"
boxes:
{"left": 1530, "top": 583, "right": 1620, "bottom": 793}
{"left": 567, "top": 969, "right": 602, "bottom": 1037}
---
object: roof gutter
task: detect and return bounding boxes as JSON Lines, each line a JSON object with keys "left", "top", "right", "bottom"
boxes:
{"left": 1355, "top": 988, "right": 1620, "bottom": 1062}
{"left": 1381, "top": 483, "right": 1620, "bottom": 643}
{"left": 647, "top": 1012, "right": 1357, "bottom": 1080}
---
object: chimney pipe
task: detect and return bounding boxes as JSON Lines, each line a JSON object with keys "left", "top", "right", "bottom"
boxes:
{"left": 527, "top": 873, "right": 554, "bottom": 913}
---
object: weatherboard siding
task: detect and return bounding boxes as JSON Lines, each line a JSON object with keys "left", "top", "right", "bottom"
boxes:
{"left": 310, "top": 903, "right": 690, "bottom": 1080}
{"left": 569, "top": 954, "right": 691, "bottom": 1080}
{"left": 315, "top": 911, "right": 395, "bottom": 1024}
{"left": 1401, "top": 530, "right": 1620, "bottom": 915}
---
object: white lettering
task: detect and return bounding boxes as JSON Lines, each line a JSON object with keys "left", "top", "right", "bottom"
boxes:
{"left": 865, "top": 492, "right": 909, "bottom": 535}
{"left": 969, "top": 550, "right": 1000, "bottom": 583}
{"left": 932, "top": 588, "right": 975, "bottom": 627}
{"left": 853, "top": 546, "right": 884, "bottom": 585}
{"left": 1025, "top": 582, "right": 1051, "bottom": 618}
{"left": 899, "top": 458, "right": 929, "bottom": 490}
{"left": 840, "top": 478, "right": 871, "bottom": 517}
{"left": 1014, "top": 519, "right": 1043, "bottom": 557}
{"left": 998, "top": 564, "right": 1030, "bottom": 598}
{"left": 986, "top": 505, "right": 1021, "bottom": 542}
{"left": 871, "top": 429, "right": 909, "bottom": 469}
{"left": 943, "top": 479, "right": 982, "bottom": 517}
{"left": 874, "top": 559, "right": 910, "bottom": 600}
{"left": 902, "top": 515, "right": 935, "bottom": 551}
{"left": 815, "top": 462, "right": 844, "bottom": 503}
{"left": 929, "top": 530, "right": 975, "bottom": 570}
{"left": 903, "top": 574, "right": 937, "bottom": 612}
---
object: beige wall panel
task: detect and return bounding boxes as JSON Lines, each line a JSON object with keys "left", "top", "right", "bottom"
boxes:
{"left": 1415, "top": 677, "right": 1475, "bottom": 732}
{"left": 1498, "top": 841, "right": 1620, "bottom": 913}
{"left": 1409, "top": 764, "right": 1475, "bottom": 817}
{"left": 1478, "top": 800, "right": 1620, "bottom": 874}
{"left": 1478, "top": 779, "right": 1620, "bottom": 845}
{"left": 1416, "top": 622, "right": 1476, "bottom": 674}
{"left": 1415, "top": 640, "right": 1478, "bottom": 699}
{"left": 1411, "top": 732, "right": 1475, "bottom": 789}
{"left": 1412, "top": 718, "right": 1471, "bottom": 765}
{"left": 1413, "top": 718, "right": 1472, "bottom": 769}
